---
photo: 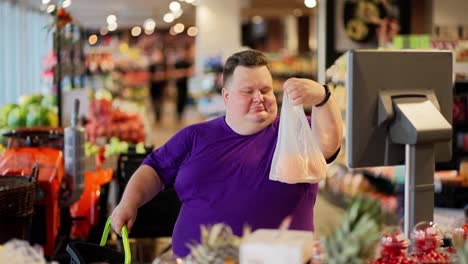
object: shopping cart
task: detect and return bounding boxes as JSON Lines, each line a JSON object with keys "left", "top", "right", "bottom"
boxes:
{"left": 66, "top": 216, "right": 135, "bottom": 264}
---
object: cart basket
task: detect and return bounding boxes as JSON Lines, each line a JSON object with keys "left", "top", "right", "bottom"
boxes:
{"left": 66, "top": 217, "right": 136, "bottom": 264}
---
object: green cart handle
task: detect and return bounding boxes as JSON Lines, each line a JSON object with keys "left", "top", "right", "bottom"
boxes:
{"left": 100, "top": 216, "right": 131, "bottom": 264}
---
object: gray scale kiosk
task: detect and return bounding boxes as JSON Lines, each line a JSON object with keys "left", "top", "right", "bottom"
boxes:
{"left": 346, "top": 50, "right": 453, "bottom": 237}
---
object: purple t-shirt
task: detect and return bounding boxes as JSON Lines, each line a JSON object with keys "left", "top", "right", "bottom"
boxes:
{"left": 142, "top": 116, "right": 318, "bottom": 257}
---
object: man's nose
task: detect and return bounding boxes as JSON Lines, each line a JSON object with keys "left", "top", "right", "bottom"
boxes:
{"left": 253, "top": 90, "right": 264, "bottom": 102}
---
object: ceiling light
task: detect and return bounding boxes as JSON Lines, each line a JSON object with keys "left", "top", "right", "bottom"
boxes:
{"left": 108, "top": 22, "right": 118, "bottom": 31}
{"left": 62, "top": 0, "right": 72, "bottom": 8}
{"left": 163, "top": 13, "right": 174, "bottom": 23}
{"left": 185, "top": 0, "right": 195, "bottom": 3}
{"left": 42, "top": 0, "right": 50, "bottom": 4}
{"left": 131, "top": 26, "right": 142, "bottom": 37}
{"left": 46, "top": 5, "right": 55, "bottom": 13}
{"left": 144, "top": 18, "right": 156, "bottom": 31}
{"left": 304, "top": 0, "right": 317, "bottom": 8}
{"left": 169, "top": 1, "right": 181, "bottom": 12}
{"left": 173, "top": 23, "right": 185, "bottom": 33}
{"left": 187, "top": 26, "right": 198, "bottom": 37}
{"left": 145, "top": 28, "right": 154, "bottom": 35}
{"left": 100, "top": 27, "right": 108, "bottom": 35}
{"left": 169, "top": 26, "right": 177, "bottom": 36}
{"left": 172, "top": 9, "right": 183, "bottom": 18}
{"left": 107, "top": 14, "right": 117, "bottom": 24}
{"left": 88, "top": 34, "right": 98, "bottom": 45}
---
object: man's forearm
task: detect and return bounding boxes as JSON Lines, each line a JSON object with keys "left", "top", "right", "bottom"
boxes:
{"left": 120, "top": 165, "right": 163, "bottom": 208}
{"left": 311, "top": 94, "right": 343, "bottom": 159}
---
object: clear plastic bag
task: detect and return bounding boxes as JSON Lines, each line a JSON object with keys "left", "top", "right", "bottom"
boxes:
{"left": 269, "top": 92, "right": 328, "bottom": 184}
{"left": 0, "top": 239, "right": 46, "bottom": 264}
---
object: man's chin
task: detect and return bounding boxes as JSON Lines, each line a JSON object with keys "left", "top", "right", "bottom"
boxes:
{"left": 249, "top": 112, "right": 272, "bottom": 123}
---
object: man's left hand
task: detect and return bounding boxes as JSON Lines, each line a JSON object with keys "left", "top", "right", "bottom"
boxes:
{"left": 283, "top": 78, "right": 325, "bottom": 106}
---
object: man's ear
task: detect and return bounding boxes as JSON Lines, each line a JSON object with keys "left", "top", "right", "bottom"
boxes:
{"left": 222, "top": 87, "right": 229, "bottom": 102}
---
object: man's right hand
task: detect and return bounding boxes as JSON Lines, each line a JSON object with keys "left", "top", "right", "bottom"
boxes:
{"left": 110, "top": 201, "right": 138, "bottom": 236}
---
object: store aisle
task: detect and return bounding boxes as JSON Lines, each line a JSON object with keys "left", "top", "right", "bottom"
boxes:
{"left": 144, "top": 92, "right": 206, "bottom": 148}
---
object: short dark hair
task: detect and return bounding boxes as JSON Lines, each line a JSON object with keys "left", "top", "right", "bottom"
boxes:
{"left": 223, "top": 50, "right": 271, "bottom": 87}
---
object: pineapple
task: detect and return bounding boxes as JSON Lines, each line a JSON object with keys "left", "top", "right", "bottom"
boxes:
{"left": 323, "top": 196, "right": 383, "bottom": 264}
{"left": 453, "top": 232, "right": 468, "bottom": 264}
{"left": 186, "top": 223, "right": 251, "bottom": 264}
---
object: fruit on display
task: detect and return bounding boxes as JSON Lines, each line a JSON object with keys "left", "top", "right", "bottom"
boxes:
{"left": 85, "top": 99, "right": 145, "bottom": 144}
{"left": 7, "top": 107, "right": 28, "bottom": 129}
{"left": 371, "top": 231, "right": 416, "bottom": 264}
{"left": 0, "top": 128, "right": 7, "bottom": 145}
{"left": 453, "top": 224, "right": 468, "bottom": 264}
{"left": 459, "top": 224, "right": 468, "bottom": 240}
{"left": 84, "top": 137, "right": 146, "bottom": 157}
{"left": 0, "top": 93, "right": 59, "bottom": 130}
{"left": 85, "top": 142, "right": 100, "bottom": 157}
{"left": 94, "top": 88, "right": 113, "bottom": 101}
{"left": 41, "top": 94, "right": 58, "bottom": 108}
{"left": 269, "top": 55, "right": 316, "bottom": 80}
{"left": 26, "top": 105, "right": 51, "bottom": 127}
{"left": 410, "top": 222, "right": 452, "bottom": 264}
{"left": 0, "top": 104, "right": 18, "bottom": 127}
{"left": 121, "top": 71, "right": 149, "bottom": 87}
{"left": 47, "top": 109, "right": 59, "bottom": 127}
{"left": 323, "top": 197, "right": 382, "bottom": 263}
{"left": 18, "top": 93, "right": 44, "bottom": 107}
{"left": 310, "top": 241, "right": 326, "bottom": 264}
{"left": 186, "top": 223, "right": 249, "bottom": 264}
{"left": 105, "top": 137, "right": 128, "bottom": 156}
{"left": 151, "top": 195, "right": 465, "bottom": 264}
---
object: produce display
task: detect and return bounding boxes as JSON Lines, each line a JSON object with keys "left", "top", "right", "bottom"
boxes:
{"left": 186, "top": 223, "right": 248, "bottom": 264}
{"left": 371, "top": 232, "right": 416, "bottom": 264}
{"left": 0, "top": 93, "right": 59, "bottom": 144}
{"left": 180, "top": 197, "right": 465, "bottom": 264}
{"left": 323, "top": 197, "right": 382, "bottom": 263}
{"left": 410, "top": 222, "right": 452, "bottom": 264}
{"left": 85, "top": 137, "right": 146, "bottom": 157}
{"left": 453, "top": 224, "right": 468, "bottom": 263}
{"left": 268, "top": 54, "right": 316, "bottom": 79}
{"left": 85, "top": 99, "right": 145, "bottom": 144}
{"left": 0, "top": 94, "right": 58, "bottom": 127}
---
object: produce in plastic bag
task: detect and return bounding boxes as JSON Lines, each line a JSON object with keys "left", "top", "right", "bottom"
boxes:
{"left": 0, "top": 239, "right": 46, "bottom": 264}
{"left": 269, "top": 92, "right": 327, "bottom": 184}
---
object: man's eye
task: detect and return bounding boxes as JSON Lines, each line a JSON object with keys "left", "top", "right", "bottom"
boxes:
{"left": 261, "top": 89, "right": 271, "bottom": 94}
{"left": 242, "top": 90, "right": 253, "bottom": 94}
